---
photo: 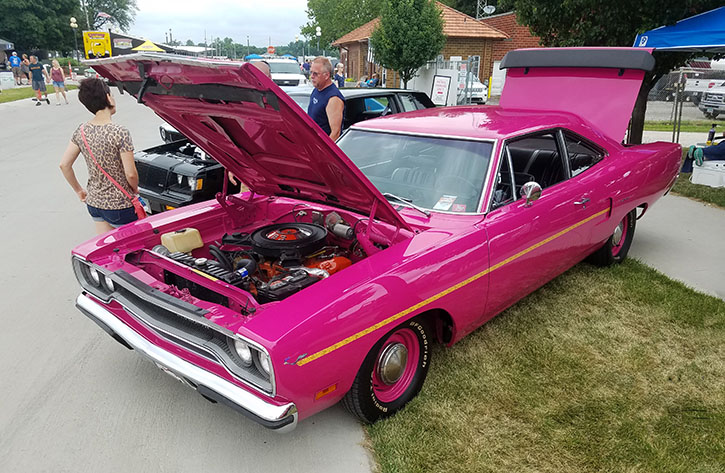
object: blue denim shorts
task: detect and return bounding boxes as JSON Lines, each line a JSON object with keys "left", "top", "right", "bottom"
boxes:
{"left": 52, "top": 80, "right": 65, "bottom": 88}
{"left": 87, "top": 205, "right": 137, "bottom": 228}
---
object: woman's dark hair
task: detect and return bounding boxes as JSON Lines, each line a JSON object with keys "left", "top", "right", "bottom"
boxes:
{"left": 78, "top": 78, "right": 112, "bottom": 114}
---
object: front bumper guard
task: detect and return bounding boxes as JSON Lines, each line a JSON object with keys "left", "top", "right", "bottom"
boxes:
{"left": 76, "top": 294, "right": 298, "bottom": 432}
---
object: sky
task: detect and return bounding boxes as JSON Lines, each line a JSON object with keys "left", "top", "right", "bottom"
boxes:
{"left": 127, "top": 0, "right": 310, "bottom": 47}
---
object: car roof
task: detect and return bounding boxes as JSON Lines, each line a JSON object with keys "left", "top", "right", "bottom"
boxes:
{"left": 351, "top": 105, "right": 603, "bottom": 142}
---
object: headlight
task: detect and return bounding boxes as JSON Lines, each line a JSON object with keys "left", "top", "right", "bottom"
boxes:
{"left": 103, "top": 274, "right": 115, "bottom": 292}
{"left": 176, "top": 174, "right": 184, "bottom": 186}
{"left": 89, "top": 267, "right": 101, "bottom": 286}
{"left": 233, "top": 339, "right": 253, "bottom": 367}
{"left": 256, "top": 351, "right": 271, "bottom": 376}
{"left": 188, "top": 177, "right": 203, "bottom": 191}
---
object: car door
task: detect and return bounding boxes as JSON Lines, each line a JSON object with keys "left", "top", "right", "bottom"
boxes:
{"left": 482, "top": 130, "right": 604, "bottom": 319}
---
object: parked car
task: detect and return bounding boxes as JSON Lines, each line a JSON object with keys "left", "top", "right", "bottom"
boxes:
{"left": 253, "top": 58, "right": 308, "bottom": 87}
{"left": 699, "top": 84, "right": 725, "bottom": 119}
{"left": 143, "top": 86, "right": 434, "bottom": 213}
{"left": 76, "top": 49, "right": 679, "bottom": 432}
{"left": 133, "top": 140, "right": 241, "bottom": 213}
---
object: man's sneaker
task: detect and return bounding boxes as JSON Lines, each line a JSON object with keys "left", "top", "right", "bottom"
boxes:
{"left": 45, "top": 98, "right": 50, "bottom": 104}
{"left": 35, "top": 102, "right": 42, "bottom": 106}
{"left": 32, "top": 98, "right": 38, "bottom": 101}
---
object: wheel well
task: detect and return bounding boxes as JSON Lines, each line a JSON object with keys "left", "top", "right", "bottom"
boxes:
{"left": 418, "top": 309, "right": 455, "bottom": 345}
{"left": 636, "top": 203, "right": 648, "bottom": 220}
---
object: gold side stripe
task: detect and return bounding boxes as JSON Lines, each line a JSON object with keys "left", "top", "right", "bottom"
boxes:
{"left": 294, "top": 207, "right": 610, "bottom": 367}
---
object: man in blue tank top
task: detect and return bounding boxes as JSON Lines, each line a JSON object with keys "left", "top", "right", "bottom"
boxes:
{"left": 308, "top": 57, "right": 345, "bottom": 140}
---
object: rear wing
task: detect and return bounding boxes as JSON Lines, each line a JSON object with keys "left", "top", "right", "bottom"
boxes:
{"left": 499, "top": 48, "right": 655, "bottom": 143}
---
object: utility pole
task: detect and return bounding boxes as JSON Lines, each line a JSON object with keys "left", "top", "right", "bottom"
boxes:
{"left": 247, "top": 35, "right": 250, "bottom": 58}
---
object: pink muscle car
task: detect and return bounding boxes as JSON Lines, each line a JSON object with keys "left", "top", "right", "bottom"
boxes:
{"left": 73, "top": 48, "right": 680, "bottom": 432}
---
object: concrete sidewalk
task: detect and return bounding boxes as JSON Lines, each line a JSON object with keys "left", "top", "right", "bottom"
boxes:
{"left": 630, "top": 194, "right": 725, "bottom": 300}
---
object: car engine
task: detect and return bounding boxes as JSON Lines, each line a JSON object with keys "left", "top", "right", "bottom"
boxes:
{"left": 139, "top": 211, "right": 359, "bottom": 311}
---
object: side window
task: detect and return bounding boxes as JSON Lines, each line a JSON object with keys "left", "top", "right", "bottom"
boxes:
{"left": 564, "top": 133, "right": 604, "bottom": 177}
{"left": 491, "top": 148, "right": 515, "bottom": 210}
{"left": 506, "top": 133, "right": 566, "bottom": 189}
{"left": 364, "top": 96, "right": 389, "bottom": 112}
{"left": 399, "top": 94, "right": 419, "bottom": 112}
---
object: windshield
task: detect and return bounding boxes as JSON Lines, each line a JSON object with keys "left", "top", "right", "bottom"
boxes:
{"left": 267, "top": 61, "right": 302, "bottom": 74}
{"left": 338, "top": 130, "right": 493, "bottom": 213}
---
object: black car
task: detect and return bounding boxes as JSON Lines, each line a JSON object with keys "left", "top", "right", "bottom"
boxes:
{"left": 141, "top": 87, "right": 434, "bottom": 213}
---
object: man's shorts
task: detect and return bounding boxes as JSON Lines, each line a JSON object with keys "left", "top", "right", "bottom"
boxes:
{"left": 32, "top": 80, "right": 46, "bottom": 92}
{"left": 12, "top": 67, "right": 21, "bottom": 78}
{"left": 87, "top": 205, "right": 138, "bottom": 228}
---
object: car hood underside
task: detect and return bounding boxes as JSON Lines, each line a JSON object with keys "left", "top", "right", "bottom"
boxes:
{"left": 87, "top": 53, "right": 410, "bottom": 231}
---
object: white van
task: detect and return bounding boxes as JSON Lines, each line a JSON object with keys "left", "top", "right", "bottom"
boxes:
{"left": 254, "top": 59, "right": 308, "bottom": 87}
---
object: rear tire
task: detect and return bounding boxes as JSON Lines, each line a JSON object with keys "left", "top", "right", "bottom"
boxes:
{"left": 587, "top": 209, "right": 636, "bottom": 267}
{"left": 342, "top": 317, "right": 431, "bottom": 424}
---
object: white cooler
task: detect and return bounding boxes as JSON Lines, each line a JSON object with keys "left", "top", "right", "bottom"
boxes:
{"left": 691, "top": 161, "right": 725, "bottom": 188}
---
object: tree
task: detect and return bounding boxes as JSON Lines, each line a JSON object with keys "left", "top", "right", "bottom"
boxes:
{"left": 185, "top": 39, "right": 195, "bottom": 46}
{"left": 371, "top": 0, "right": 446, "bottom": 88}
{"left": 508, "top": 0, "right": 724, "bottom": 143}
{"left": 82, "top": 0, "right": 138, "bottom": 32}
{"left": 302, "top": 0, "right": 382, "bottom": 48}
{"left": 0, "top": 0, "right": 78, "bottom": 51}
{"left": 438, "top": 0, "right": 512, "bottom": 18}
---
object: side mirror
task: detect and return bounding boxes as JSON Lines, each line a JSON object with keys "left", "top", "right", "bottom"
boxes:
{"left": 520, "top": 181, "right": 542, "bottom": 206}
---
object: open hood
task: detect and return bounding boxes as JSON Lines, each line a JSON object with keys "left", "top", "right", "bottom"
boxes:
{"left": 87, "top": 53, "right": 410, "bottom": 230}
{"left": 499, "top": 48, "right": 655, "bottom": 143}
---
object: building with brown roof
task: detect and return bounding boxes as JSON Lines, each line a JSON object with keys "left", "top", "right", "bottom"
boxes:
{"left": 332, "top": 1, "right": 507, "bottom": 88}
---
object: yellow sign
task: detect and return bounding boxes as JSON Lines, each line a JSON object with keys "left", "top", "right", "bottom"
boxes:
{"left": 83, "top": 31, "right": 111, "bottom": 59}
{"left": 132, "top": 40, "right": 165, "bottom": 52}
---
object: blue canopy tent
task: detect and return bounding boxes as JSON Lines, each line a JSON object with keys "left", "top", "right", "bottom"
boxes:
{"left": 633, "top": 7, "right": 725, "bottom": 53}
{"left": 244, "top": 53, "right": 263, "bottom": 60}
{"left": 281, "top": 53, "right": 296, "bottom": 60}
{"left": 633, "top": 7, "right": 725, "bottom": 143}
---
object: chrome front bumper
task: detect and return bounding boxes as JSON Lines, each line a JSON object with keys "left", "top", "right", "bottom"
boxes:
{"left": 76, "top": 294, "right": 298, "bottom": 432}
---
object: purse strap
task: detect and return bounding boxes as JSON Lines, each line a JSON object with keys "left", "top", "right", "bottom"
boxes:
{"left": 80, "top": 124, "right": 134, "bottom": 202}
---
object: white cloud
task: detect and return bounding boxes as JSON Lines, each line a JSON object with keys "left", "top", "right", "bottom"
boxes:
{"left": 127, "top": 0, "right": 310, "bottom": 47}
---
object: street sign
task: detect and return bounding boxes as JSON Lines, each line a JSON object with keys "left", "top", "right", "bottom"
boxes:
{"left": 267, "top": 46, "right": 276, "bottom": 55}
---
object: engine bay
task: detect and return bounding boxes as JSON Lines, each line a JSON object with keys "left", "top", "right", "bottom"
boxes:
{"left": 126, "top": 208, "right": 373, "bottom": 315}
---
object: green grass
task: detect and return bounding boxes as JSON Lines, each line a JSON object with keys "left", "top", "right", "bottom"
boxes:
{"left": 366, "top": 260, "right": 725, "bottom": 473}
{"left": 0, "top": 84, "right": 78, "bottom": 104}
{"left": 672, "top": 173, "right": 725, "bottom": 209}
{"left": 644, "top": 120, "right": 724, "bottom": 133}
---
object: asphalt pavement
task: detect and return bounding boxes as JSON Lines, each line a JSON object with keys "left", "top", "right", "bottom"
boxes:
{"left": 0, "top": 90, "right": 372, "bottom": 473}
{"left": 630, "top": 193, "right": 725, "bottom": 300}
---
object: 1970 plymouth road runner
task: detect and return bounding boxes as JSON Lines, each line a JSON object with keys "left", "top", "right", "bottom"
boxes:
{"left": 73, "top": 49, "right": 680, "bottom": 432}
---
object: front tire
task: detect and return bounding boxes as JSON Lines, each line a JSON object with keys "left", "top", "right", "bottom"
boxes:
{"left": 587, "top": 209, "right": 636, "bottom": 266}
{"left": 342, "top": 317, "right": 431, "bottom": 424}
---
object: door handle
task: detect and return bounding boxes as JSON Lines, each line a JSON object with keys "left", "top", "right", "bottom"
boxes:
{"left": 574, "top": 198, "right": 590, "bottom": 207}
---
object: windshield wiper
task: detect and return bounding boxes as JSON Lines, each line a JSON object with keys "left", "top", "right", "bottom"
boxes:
{"left": 383, "top": 193, "right": 430, "bottom": 217}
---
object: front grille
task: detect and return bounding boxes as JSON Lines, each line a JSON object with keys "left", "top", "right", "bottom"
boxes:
{"left": 703, "top": 93, "right": 725, "bottom": 104}
{"left": 73, "top": 259, "right": 273, "bottom": 395}
{"left": 274, "top": 79, "right": 299, "bottom": 87}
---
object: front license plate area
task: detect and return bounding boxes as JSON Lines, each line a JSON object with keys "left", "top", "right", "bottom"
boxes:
{"left": 155, "top": 362, "right": 194, "bottom": 388}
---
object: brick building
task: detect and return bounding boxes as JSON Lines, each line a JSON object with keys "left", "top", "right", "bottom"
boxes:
{"left": 478, "top": 11, "right": 541, "bottom": 95}
{"left": 332, "top": 2, "right": 507, "bottom": 88}
{"left": 478, "top": 11, "right": 541, "bottom": 61}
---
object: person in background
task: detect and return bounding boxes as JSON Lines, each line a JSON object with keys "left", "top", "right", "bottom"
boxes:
{"left": 20, "top": 54, "right": 31, "bottom": 85}
{"left": 28, "top": 55, "right": 50, "bottom": 105}
{"left": 333, "top": 63, "right": 345, "bottom": 88}
{"left": 308, "top": 56, "right": 345, "bottom": 141}
{"left": 50, "top": 59, "right": 69, "bottom": 105}
{"left": 366, "top": 73, "right": 380, "bottom": 88}
{"left": 302, "top": 59, "right": 311, "bottom": 78}
{"left": 9, "top": 52, "right": 22, "bottom": 85}
{"left": 59, "top": 78, "right": 140, "bottom": 234}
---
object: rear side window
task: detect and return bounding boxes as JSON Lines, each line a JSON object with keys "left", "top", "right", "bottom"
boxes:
{"left": 506, "top": 133, "right": 566, "bottom": 189}
{"left": 564, "top": 133, "right": 604, "bottom": 177}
